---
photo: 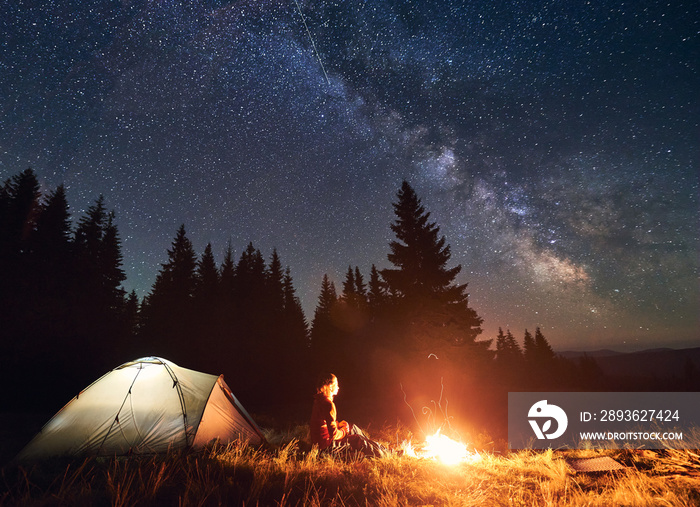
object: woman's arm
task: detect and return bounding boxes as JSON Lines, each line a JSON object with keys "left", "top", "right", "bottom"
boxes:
{"left": 325, "top": 401, "right": 347, "bottom": 441}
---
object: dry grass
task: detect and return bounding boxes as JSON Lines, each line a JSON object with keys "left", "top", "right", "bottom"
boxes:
{"left": 2, "top": 426, "right": 699, "bottom": 506}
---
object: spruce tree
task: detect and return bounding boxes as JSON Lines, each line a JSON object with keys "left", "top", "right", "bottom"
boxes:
{"left": 232, "top": 243, "right": 268, "bottom": 393}
{"left": 280, "top": 266, "right": 311, "bottom": 401}
{"left": 74, "top": 196, "right": 107, "bottom": 259}
{"left": 195, "top": 243, "right": 219, "bottom": 302}
{"left": 534, "top": 327, "right": 556, "bottom": 363}
{"left": 367, "top": 264, "right": 386, "bottom": 314}
{"left": 193, "top": 243, "right": 219, "bottom": 364}
{"left": 354, "top": 266, "right": 367, "bottom": 301}
{"left": 73, "top": 197, "right": 125, "bottom": 313}
{"left": 283, "top": 267, "right": 309, "bottom": 348}
{"left": 30, "top": 186, "right": 74, "bottom": 344}
{"left": 0, "top": 169, "right": 41, "bottom": 319}
{"left": 122, "top": 290, "right": 141, "bottom": 358}
{"left": 505, "top": 329, "right": 522, "bottom": 359}
{"left": 234, "top": 242, "right": 266, "bottom": 313}
{"left": 74, "top": 201, "right": 126, "bottom": 311}
{"left": 310, "top": 274, "right": 338, "bottom": 370}
{"left": 260, "top": 249, "right": 293, "bottom": 400}
{"left": 495, "top": 328, "right": 507, "bottom": 360}
{"left": 341, "top": 266, "right": 369, "bottom": 313}
{"left": 141, "top": 224, "right": 198, "bottom": 362}
{"left": 342, "top": 266, "right": 356, "bottom": 301}
{"left": 218, "top": 241, "right": 237, "bottom": 337}
{"left": 73, "top": 195, "right": 107, "bottom": 334}
{"left": 217, "top": 242, "right": 237, "bottom": 346}
{"left": 0, "top": 169, "right": 42, "bottom": 388}
{"left": 335, "top": 265, "right": 370, "bottom": 383}
{"left": 124, "top": 291, "right": 140, "bottom": 338}
{"left": 265, "top": 248, "right": 285, "bottom": 317}
{"left": 32, "top": 185, "right": 72, "bottom": 265}
{"left": 523, "top": 329, "right": 536, "bottom": 363}
{"left": 100, "top": 212, "right": 127, "bottom": 310}
{"left": 382, "top": 181, "right": 459, "bottom": 298}
{"left": 219, "top": 241, "right": 236, "bottom": 299}
{"left": 150, "top": 224, "right": 198, "bottom": 304}
{"left": 381, "top": 181, "right": 484, "bottom": 349}
{"left": 0, "top": 168, "right": 41, "bottom": 258}
{"left": 521, "top": 328, "right": 558, "bottom": 385}
{"left": 495, "top": 327, "right": 524, "bottom": 380}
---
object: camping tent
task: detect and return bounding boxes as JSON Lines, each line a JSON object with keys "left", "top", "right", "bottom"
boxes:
{"left": 18, "top": 357, "right": 265, "bottom": 460}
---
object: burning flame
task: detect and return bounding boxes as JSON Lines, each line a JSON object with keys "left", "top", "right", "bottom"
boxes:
{"left": 399, "top": 431, "right": 481, "bottom": 465}
{"left": 423, "top": 430, "right": 469, "bottom": 465}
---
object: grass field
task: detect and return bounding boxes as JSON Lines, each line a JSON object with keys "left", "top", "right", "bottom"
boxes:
{"left": 2, "top": 422, "right": 699, "bottom": 506}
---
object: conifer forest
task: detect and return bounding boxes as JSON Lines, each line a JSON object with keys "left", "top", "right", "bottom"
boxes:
{"left": 0, "top": 169, "right": 690, "bottom": 434}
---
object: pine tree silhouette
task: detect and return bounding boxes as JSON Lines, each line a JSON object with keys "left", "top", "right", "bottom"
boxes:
{"left": 0, "top": 169, "right": 43, "bottom": 400}
{"left": 342, "top": 266, "right": 356, "bottom": 301}
{"left": 266, "top": 249, "right": 286, "bottom": 318}
{"left": 28, "top": 185, "right": 74, "bottom": 350}
{"left": 310, "top": 274, "right": 338, "bottom": 372}
{"left": 495, "top": 327, "right": 524, "bottom": 382}
{"left": 280, "top": 266, "right": 311, "bottom": 403}
{"left": 381, "top": 181, "right": 485, "bottom": 350}
{"left": 141, "top": 224, "right": 197, "bottom": 362}
{"left": 0, "top": 168, "right": 41, "bottom": 258}
{"left": 196, "top": 243, "right": 220, "bottom": 302}
{"left": 1, "top": 170, "right": 133, "bottom": 407}
{"left": 367, "top": 264, "right": 386, "bottom": 316}
{"left": 72, "top": 197, "right": 126, "bottom": 369}
{"left": 123, "top": 290, "right": 141, "bottom": 352}
{"left": 192, "top": 243, "right": 220, "bottom": 368}
{"left": 354, "top": 266, "right": 367, "bottom": 301}
{"left": 0, "top": 170, "right": 41, "bottom": 335}
{"left": 523, "top": 329, "right": 536, "bottom": 364}
{"left": 534, "top": 328, "right": 555, "bottom": 364}
{"left": 219, "top": 241, "right": 236, "bottom": 300}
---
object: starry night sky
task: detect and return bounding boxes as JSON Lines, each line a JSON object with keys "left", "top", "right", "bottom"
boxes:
{"left": 2, "top": 0, "right": 698, "bottom": 351}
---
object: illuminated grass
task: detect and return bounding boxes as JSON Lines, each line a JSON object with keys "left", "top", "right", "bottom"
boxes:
{"left": 2, "top": 427, "right": 699, "bottom": 506}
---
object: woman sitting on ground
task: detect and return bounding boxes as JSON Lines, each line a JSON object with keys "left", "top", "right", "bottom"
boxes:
{"left": 309, "top": 373, "right": 386, "bottom": 458}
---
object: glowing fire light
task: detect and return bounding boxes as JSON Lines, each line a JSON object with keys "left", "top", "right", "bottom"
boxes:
{"left": 399, "top": 432, "right": 481, "bottom": 465}
{"left": 422, "top": 430, "right": 469, "bottom": 465}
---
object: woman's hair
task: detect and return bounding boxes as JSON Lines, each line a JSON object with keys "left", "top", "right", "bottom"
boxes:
{"left": 316, "top": 373, "right": 337, "bottom": 395}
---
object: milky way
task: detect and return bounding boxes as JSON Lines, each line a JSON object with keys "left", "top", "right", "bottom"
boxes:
{"left": 1, "top": 0, "right": 697, "bottom": 350}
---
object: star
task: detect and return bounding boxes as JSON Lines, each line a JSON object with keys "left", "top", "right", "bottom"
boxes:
{"left": 1, "top": 0, "right": 697, "bottom": 351}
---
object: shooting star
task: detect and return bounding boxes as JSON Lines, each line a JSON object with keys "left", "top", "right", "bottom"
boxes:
{"left": 293, "top": 0, "right": 331, "bottom": 85}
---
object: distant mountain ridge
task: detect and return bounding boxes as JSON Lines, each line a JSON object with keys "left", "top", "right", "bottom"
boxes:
{"left": 557, "top": 347, "right": 700, "bottom": 380}
{"left": 558, "top": 349, "right": 626, "bottom": 358}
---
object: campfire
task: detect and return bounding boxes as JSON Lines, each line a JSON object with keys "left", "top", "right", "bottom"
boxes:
{"left": 399, "top": 378, "right": 481, "bottom": 464}
{"left": 403, "top": 430, "right": 480, "bottom": 465}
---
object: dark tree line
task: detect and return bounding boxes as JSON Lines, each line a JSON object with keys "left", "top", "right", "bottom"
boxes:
{"left": 1, "top": 170, "right": 131, "bottom": 408}
{"left": 494, "top": 327, "right": 563, "bottom": 384}
{"left": 303, "top": 181, "right": 605, "bottom": 420}
{"left": 2, "top": 169, "right": 605, "bottom": 424}
{"left": 0, "top": 169, "right": 310, "bottom": 412}
{"left": 303, "top": 181, "right": 501, "bottom": 424}
{"left": 138, "top": 229, "right": 309, "bottom": 408}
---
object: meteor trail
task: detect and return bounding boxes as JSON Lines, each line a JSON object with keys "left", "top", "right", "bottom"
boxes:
{"left": 293, "top": 0, "right": 330, "bottom": 85}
